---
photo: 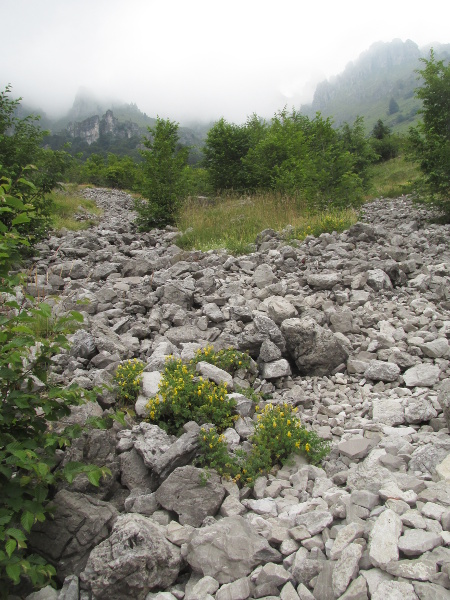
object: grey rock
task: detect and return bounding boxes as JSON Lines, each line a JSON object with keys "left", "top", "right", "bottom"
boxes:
{"left": 70, "top": 330, "right": 97, "bottom": 360}
{"left": 413, "top": 582, "right": 450, "bottom": 600}
{"left": 80, "top": 514, "right": 181, "bottom": 600}
{"left": 337, "top": 437, "right": 372, "bottom": 460}
{"left": 338, "top": 575, "right": 368, "bottom": 600}
{"left": 371, "top": 581, "right": 418, "bottom": 600}
{"left": 404, "top": 396, "right": 438, "bottom": 424}
{"left": 26, "top": 586, "right": 59, "bottom": 600}
{"left": 184, "top": 515, "right": 281, "bottom": 584}
{"left": 294, "top": 510, "right": 333, "bottom": 535}
{"left": 397, "top": 529, "right": 442, "bottom": 556}
{"left": 259, "top": 339, "right": 283, "bottom": 362}
{"left": 266, "top": 296, "right": 297, "bottom": 324}
{"left": 58, "top": 575, "right": 79, "bottom": 600}
{"left": 253, "top": 264, "right": 277, "bottom": 289}
{"left": 366, "top": 269, "right": 393, "bottom": 291}
{"left": 260, "top": 359, "right": 292, "bottom": 379}
{"left": 364, "top": 360, "right": 400, "bottom": 382}
{"left": 329, "top": 522, "right": 365, "bottom": 560}
{"left": 119, "top": 448, "right": 157, "bottom": 491}
{"left": 306, "top": 272, "right": 341, "bottom": 290}
{"left": 196, "top": 361, "right": 234, "bottom": 390}
{"left": 281, "top": 317, "right": 348, "bottom": 375}
{"left": 438, "top": 380, "right": 450, "bottom": 429}
{"left": 403, "top": 364, "right": 440, "bottom": 387}
{"left": 368, "top": 509, "right": 402, "bottom": 568}
{"left": 29, "top": 490, "right": 118, "bottom": 579}
{"left": 332, "top": 543, "right": 363, "bottom": 597}
{"left": 156, "top": 466, "right": 226, "bottom": 527}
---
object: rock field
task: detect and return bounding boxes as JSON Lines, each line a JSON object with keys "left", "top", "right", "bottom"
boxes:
{"left": 23, "top": 188, "right": 450, "bottom": 600}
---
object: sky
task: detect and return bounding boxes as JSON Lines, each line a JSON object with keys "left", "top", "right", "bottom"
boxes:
{"left": 1, "top": 0, "right": 450, "bottom": 124}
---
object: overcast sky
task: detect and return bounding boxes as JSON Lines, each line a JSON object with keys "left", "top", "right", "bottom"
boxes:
{"left": 2, "top": 0, "right": 449, "bottom": 124}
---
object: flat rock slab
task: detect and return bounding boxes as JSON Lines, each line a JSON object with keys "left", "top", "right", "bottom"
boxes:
{"left": 338, "top": 437, "right": 373, "bottom": 460}
{"left": 369, "top": 509, "right": 402, "bottom": 568}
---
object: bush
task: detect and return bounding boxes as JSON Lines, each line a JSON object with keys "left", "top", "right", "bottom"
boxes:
{"left": 113, "top": 359, "right": 145, "bottom": 406}
{"left": 0, "top": 86, "right": 72, "bottom": 245}
{"left": 143, "top": 347, "right": 330, "bottom": 485}
{"left": 146, "top": 357, "right": 237, "bottom": 435}
{"left": 0, "top": 179, "right": 110, "bottom": 595}
{"left": 197, "top": 403, "right": 330, "bottom": 486}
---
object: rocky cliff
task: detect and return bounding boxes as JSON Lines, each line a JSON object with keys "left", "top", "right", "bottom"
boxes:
{"left": 20, "top": 190, "right": 450, "bottom": 600}
{"left": 66, "top": 109, "right": 141, "bottom": 145}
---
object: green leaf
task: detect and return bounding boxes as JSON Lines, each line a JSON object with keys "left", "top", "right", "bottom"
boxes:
{"left": 5, "top": 538, "right": 17, "bottom": 558}
{"left": 6, "top": 528, "right": 27, "bottom": 542}
{"left": 11, "top": 214, "right": 31, "bottom": 226}
{"left": 4, "top": 196, "right": 25, "bottom": 210}
{"left": 6, "top": 561, "right": 21, "bottom": 583}
{"left": 21, "top": 511, "right": 35, "bottom": 532}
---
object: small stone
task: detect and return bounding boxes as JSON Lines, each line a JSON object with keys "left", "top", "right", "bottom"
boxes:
{"left": 338, "top": 437, "right": 372, "bottom": 460}
{"left": 364, "top": 360, "right": 400, "bottom": 382}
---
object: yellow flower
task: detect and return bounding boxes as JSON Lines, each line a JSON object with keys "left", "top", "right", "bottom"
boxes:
{"left": 305, "top": 443, "right": 311, "bottom": 452}
{"left": 273, "top": 421, "right": 277, "bottom": 428}
{"left": 287, "top": 431, "right": 291, "bottom": 437}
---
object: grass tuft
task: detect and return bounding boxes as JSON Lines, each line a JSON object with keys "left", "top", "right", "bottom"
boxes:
{"left": 49, "top": 184, "right": 102, "bottom": 231}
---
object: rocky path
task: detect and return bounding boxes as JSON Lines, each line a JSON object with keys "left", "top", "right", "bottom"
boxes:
{"left": 24, "top": 189, "right": 450, "bottom": 600}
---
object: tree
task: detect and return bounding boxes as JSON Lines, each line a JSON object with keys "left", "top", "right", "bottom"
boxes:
{"left": 370, "top": 119, "right": 399, "bottom": 162}
{"left": 388, "top": 97, "right": 400, "bottom": 115}
{"left": 339, "top": 116, "right": 376, "bottom": 191}
{"left": 134, "top": 117, "right": 188, "bottom": 229}
{"left": 203, "top": 118, "right": 252, "bottom": 192}
{"left": 408, "top": 50, "right": 450, "bottom": 217}
{"left": 0, "top": 86, "right": 71, "bottom": 244}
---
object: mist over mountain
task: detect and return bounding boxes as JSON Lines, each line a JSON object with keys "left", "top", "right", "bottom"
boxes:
{"left": 301, "top": 39, "right": 450, "bottom": 132}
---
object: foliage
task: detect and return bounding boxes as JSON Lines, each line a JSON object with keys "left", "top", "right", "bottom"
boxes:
{"left": 0, "top": 177, "right": 110, "bottom": 595}
{"left": 177, "top": 192, "right": 357, "bottom": 255}
{"left": 48, "top": 186, "right": 102, "bottom": 231}
{"left": 242, "top": 109, "right": 365, "bottom": 209}
{"left": 0, "top": 86, "right": 72, "bottom": 244}
{"left": 197, "top": 403, "right": 330, "bottom": 486}
{"left": 370, "top": 119, "right": 400, "bottom": 162}
{"left": 113, "top": 359, "right": 144, "bottom": 406}
{"left": 203, "top": 115, "right": 266, "bottom": 192}
{"left": 145, "top": 357, "right": 236, "bottom": 435}
{"left": 339, "top": 116, "right": 376, "bottom": 190}
{"left": 190, "top": 345, "right": 251, "bottom": 374}
{"left": 408, "top": 50, "right": 450, "bottom": 217}
{"left": 68, "top": 153, "right": 141, "bottom": 190}
{"left": 134, "top": 117, "right": 189, "bottom": 229}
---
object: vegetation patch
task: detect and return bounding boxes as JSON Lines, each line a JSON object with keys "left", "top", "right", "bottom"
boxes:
{"left": 113, "top": 358, "right": 145, "bottom": 407}
{"left": 143, "top": 347, "right": 330, "bottom": 484}
{"left": 177, "top": 193, "right": 358, "bottom": 254}
{"left": 49, "top": 185, "right": 102, "bottom": 231}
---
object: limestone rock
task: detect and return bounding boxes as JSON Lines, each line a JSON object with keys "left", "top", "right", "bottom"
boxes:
{"left": 80, "top": 514, "right": 181, "bottom": 600}
{"left": 156, "top": 466, "right": 226, "bottom": 527}
{"left": 184, "top": 515, "right": 281, "bottom": 584}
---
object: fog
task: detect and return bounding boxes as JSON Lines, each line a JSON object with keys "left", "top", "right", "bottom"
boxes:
{"left": 1, "top": 0, "right": 449, "bottom": 124}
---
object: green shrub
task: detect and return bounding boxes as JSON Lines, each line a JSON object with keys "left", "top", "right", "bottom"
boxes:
{"left": 146, "top": 357, "right": 237, "bottom": 435}
{"left": 197, "top": 403, "right": 330, "bottom": 486}
{"left": 113, "top": 359, "right": 145, "bottom": 406}
{"left": 190, "top": 345, "right": 251, "bottom": 374}
{"left": 0, "top": 178, "right": 110, "bottom": 595}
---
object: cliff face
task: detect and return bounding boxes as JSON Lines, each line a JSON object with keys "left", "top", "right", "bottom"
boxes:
{"left": 67, "top": 110, "right": 141, "bottom": 145}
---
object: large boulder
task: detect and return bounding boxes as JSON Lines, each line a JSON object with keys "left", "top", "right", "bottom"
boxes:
{"left": 184, "top": 515, "right": 281, "bottom": 584}
{"left": 156, "top": 466, "right": 226, "bottom": 527}
{"left": 28, "top": 490, "right": 118, "bottom": 580}
{"left": 281, "top": 317, "right": 348, "bottom": 375}
{"left": 80, "top": 514, "right": 181, "bottom": 600}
